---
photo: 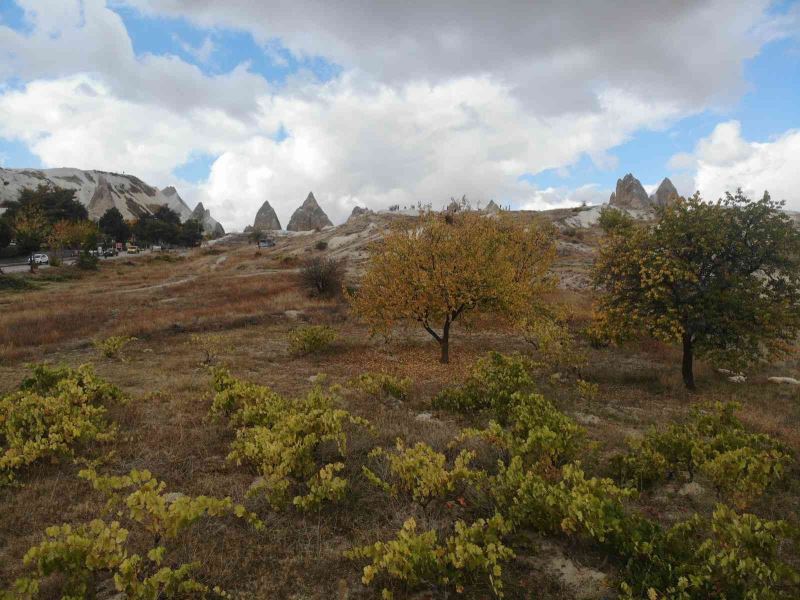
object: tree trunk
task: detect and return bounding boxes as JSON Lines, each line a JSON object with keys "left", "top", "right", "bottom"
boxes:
{"left": 682, "top": 333, "right": 695, "bottom": 391}
{"left": 439, "top": 320, "right": 451, "bottom": 364}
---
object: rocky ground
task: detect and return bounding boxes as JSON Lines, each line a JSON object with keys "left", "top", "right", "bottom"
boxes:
{"left": 1, "top": 211, "right": 798, "bottom": 598}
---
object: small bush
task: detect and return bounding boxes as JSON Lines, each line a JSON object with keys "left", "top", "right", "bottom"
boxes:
{"left": 0, "top": 364, "right": 121, "bottom": 485}
{"left": 5, "top": 468, "right": 261, "bottom": 599}
{"left": 93, "top": 335, "right": 136, "bottom": 360}
{"left": 612, "top": 402, "right": 791, "bottom": 507}
{"left": 348, "top": 372, "right": 411, "bottom": 401}
{"left": 314, "top": 240, "right": 328, "bottom": 251}
{"left": 210, "top": 368, "right": 370, "bottom": 510}
{"left": 77, "top": 251, "right": 99, "bottom": 270}
{"left": 288, "top": 325, "right": 337, "bottom": 356}
{"left": 0, "top": 275, "right": 34, "bottom": 292}
{"left": 189, "top": 333, "right": 229, "bottom": 365}
{"left": 433, "top": 352, "right": 536, "bottom": 424}
{"left": 346, "top": 514, "right": 514, "bottom": 598}
{"left": 363, "top": 439, "right": 483, "bottom": 504}
{"left": 300, "top": 256, "right": 343, "bottom": 297}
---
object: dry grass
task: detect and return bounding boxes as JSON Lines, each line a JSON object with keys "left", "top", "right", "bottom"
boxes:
{"left": 1, "top": 229, "right": 799, "bottom": 598}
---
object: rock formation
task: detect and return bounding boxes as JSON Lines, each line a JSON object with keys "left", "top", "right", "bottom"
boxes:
{"left": 191, "top": 202, "right": 225, "bottom": 238}
{"left": 608, "top": 173, "right": 651, "bottom": 210}
{"left": 0, "top": 166, "right": 206, "bottom": 223}
{"left": 651, "top": 177, "right": 679, "bottom": 208}
{"left": 253, "top": 200, "right": 282, "bottom": 230}
{"left": 484, "top": 199, "right": 501, "bottom": 214}
{"left": 347, "top": 206, "right": 372, "bottom": 222}
{"left": 287, "top": 192, "right": 333, "bottom": 231}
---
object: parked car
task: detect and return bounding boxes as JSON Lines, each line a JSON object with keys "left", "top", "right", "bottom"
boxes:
{"left": 126, "top": 245, "right": 140, "bottom": 254}
{"left": 103, "top": 248, "right": 118, "bottom": 257}
{"left": 151, "top": 245, "right": 162, "bottom": 252}
{"left": 258, "top": 239, "right": 275, "bottom": 248}
{"left": 28, "top": 253, "right": 49, "bottom": 265}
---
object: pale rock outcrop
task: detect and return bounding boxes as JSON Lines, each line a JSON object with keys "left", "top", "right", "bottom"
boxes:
{"left": 651, "top": 177, "right": 679, "bottom": 207}
{"left": 253, "top": 200, "right": 282, "bottom": 230}
{"left": 609, "top": 173, "right": 651, "bottom": 210}
{"left": 191, "top": 202, "right": 225, "bottom": 238}
{"left": 484, "top": 199, "right": 501, "bottom": 214}
{"left": 287, "top": 192, "right": 333, "bottom": 231}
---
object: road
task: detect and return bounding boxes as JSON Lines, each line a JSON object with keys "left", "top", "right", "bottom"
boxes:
{"left": 0, "top": 249, "right": 166, "bottom": 274}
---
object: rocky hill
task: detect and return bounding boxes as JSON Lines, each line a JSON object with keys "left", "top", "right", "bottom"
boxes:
{"left": 287, "top": 192, "right": 333, "bottom": 231}
{"left": 253, "top": 200, "right": 282, "bottom": 230}
{"left": 0, "top": 167, "right": 221, "bottom": 228}
{"left": 191, "top": 202, "right": 225, "bottom": 237}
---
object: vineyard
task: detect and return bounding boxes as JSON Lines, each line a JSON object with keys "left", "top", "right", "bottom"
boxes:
{"left": 1, "top": 222, "right": 799, "bottom": 599}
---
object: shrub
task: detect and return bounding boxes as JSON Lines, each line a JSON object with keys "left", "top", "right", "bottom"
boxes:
{"left": 210, "top": 369, "right": 370, "bottom": 510}
{"left": 348, "top": 372, "right": 411, "bottom": 401}
{"left": 288, "top": 325, "right": 337, "bottom": 356}
{"left": 433, "top": 352, "right": 536, "bottom": 424}
{"left": 458, "top": 391, "right": 585, "bottom": 469}
{"left": 362, "top": 439, "right": 483, "bottom": 505}
{"left": 620, "top": 504, "right": 800, "bottom": 599}
{"left": 189, "top": 333, "right": 229, "bottom": 365}
{"left": 0, "top": 275, "right": 34, "bottom": 292}
{"left": 314, "top": 239, "right": 328, "bottom": 251}
{"left": 94, "top": 335, "right": 136, "bottom": 360}
{"left": 4, "top": 468, "right": 261, "bottom": 599}
{"left": 612, "top": 402, "right": 791, "bottom": 506}
{"left": 346, "top": 514, "right": 514, "bottom": 598}
{"left": 0, "top": 364, "right": 121, "bottom": 485}
{"left": 77, "top": 250, "right": 99, "bottom": 270}
{"left": 300, "top": 256, "right": 343, "bottom": 297}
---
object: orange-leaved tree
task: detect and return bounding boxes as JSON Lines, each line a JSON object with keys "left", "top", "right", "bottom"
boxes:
{"left": 348, "top": 210, "right": 556, "bottom": 363}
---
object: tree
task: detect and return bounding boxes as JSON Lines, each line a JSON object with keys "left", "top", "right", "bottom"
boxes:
{"left": 348, "top": 210, "right": 556, "bottom": 363}
{"left": 593, "top": 190, "right": 800, "bottom": 390}
{"left": 98, "top": 207, "right": 130, "bottom": 243}
{"left": 178, "top": 219, "right": 204, "bottom": 247}
{"left": 2, "top": 184, "right": 87, "bottom": 224}
{"left": 13, "top": 204, "right": 50, "bottom": 255}
{"left": 0, "top": 216, "right": 12, "bottom": 250}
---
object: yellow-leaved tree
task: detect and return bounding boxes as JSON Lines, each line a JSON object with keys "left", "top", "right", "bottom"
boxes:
{"left": 348, "top": 210, "right": 556, "bottom": 363}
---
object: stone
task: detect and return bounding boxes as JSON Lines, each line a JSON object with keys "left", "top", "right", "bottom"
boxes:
{"left": 415, "top": 412, "right": 434, "bottom": 421}
{"left": 253, "top": 200, "right": 282, "bottom": 230}
{"left": 678, "top": 481, "right": 705, "bottom": 498}
{"left": 347, "top": 206, "right": 371, "bottom": 221}
{"left": 768, "top": 376, "right": 800, "bottom": 385}
{"left": 573, "top": 412, "right": 601, "bottom": 426}
{"left": 287, "top": 192, "right": 333, "bottom": 231}
{"left": 652, "top": 177, "right": 679, "bottom": 207}
{"left": 284, "top": 309, "right": 303, "bottom": 321}
{"left": 608, "top": 173, "right": 651, "bottom": 210}
{"left": 728, "top": 375, "right": 746, "bottom": 383}
{"left": 548, "top": 556, "right": 609, "bottom": 599}
{"left": 164, "top": 492, "right": 186, "bottom": 504}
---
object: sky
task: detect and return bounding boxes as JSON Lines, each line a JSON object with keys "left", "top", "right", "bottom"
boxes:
{"left": 0, "top": 1, "right": 798, "bottom": 230}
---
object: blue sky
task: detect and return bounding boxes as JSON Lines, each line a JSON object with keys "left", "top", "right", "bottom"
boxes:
{"left": 0, "top": 0, "right": 798, "bottom": 227}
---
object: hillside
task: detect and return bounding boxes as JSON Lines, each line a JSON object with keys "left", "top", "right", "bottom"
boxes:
{"left": 0, "top": 167, "right": 222, "bottom": 233}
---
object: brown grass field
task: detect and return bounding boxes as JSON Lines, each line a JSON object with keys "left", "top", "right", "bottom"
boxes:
{"left": 1, "top": 223, "right": 799, "bottom": 599}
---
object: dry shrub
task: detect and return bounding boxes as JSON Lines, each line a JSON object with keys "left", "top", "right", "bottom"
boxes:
{"left": 301, "top": 256, "right": 343, "bottom": 298}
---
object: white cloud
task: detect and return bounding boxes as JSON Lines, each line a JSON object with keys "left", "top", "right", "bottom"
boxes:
{"left": 671, "top": 120, "right": 800, "bottom": 207}
{"left": 0, "top": 0, "right": 795, "bottom": 230}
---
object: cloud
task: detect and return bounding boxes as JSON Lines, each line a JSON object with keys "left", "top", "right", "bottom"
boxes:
{"left": 671, "top": 120, "right": 800, "bottom": 207}
{"left": 0, "top": 0, "right": 795, "bottom": 230}
{"left": 174, "top": 34, "right": 216, "bottom": 63}
{"left": 120, "top": 0, "right": 787, "bottom": 114}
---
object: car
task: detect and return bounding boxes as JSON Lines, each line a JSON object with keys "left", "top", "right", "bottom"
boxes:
{"left": 28, "top": 253, "right": 49, "bottom": 265}
{"left": 103, "top": 248, "right": 118, "bottom": 257}
{"left": 126, "top": 245, "right": 140, "bottom": 254}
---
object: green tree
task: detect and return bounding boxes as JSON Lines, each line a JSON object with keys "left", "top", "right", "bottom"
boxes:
{"left": 593, "top": 190, "right": 800, "bottom": 389}
{"left": 0, "top": 216, "right": 12, "bottom": 250}
{"left": 178, "top": 218, "right": 204, "bottom": 247}
{"left": 98, "top": 207, "right": 131, "bottom": 243}
{"left": 2, "top": 184, "right": 87, "bottom": 224}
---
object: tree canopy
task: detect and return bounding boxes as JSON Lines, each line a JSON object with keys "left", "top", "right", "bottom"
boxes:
{"left": 98, "top": 207, "right": 131, "bottom": 243}
{"left": 593, "top": 190, "right": 800, "bottom": 389}
{"left": 348, "top": 210, "right": 556, "bottom": 363}
{"left": 1, "top": 184, "right": 87, "bottom": 224}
